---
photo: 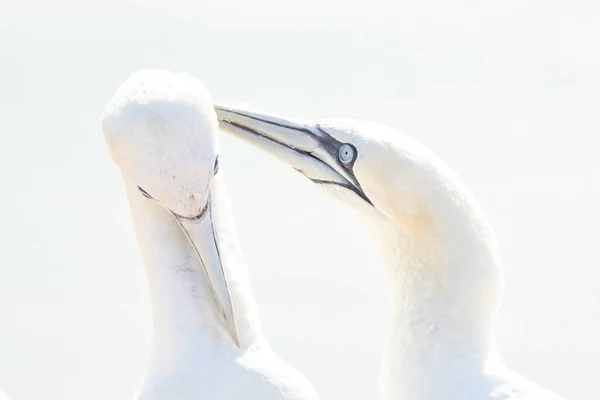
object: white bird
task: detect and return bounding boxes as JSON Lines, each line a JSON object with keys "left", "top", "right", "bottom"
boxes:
{"left": 215, "top": 105, "right": 568, "bottom": 400}
{"left": 101, "top": 71, "right": 318, "bottom": 400}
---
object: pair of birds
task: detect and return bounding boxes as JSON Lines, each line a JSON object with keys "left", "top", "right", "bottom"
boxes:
{"left": 95, "top": 69, "right": 566, "bottom": 400}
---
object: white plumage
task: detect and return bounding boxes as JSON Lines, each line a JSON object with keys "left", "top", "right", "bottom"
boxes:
{"left": 102, "top": 70, "right": 318, "bottom": 400}
{"left": 216, "top": 106, "right": 568, "bottom": 400}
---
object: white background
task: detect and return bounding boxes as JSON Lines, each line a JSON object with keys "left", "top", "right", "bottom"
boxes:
{"left": 0, "top": 1, "right": 598, "bottom": 399}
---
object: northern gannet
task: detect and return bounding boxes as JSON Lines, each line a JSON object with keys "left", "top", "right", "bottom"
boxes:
{"left": 215, "top": 105, "right": 568, "bottom": 400}
{"left": 101, "top": 71, "right": 318, "bottom": 400}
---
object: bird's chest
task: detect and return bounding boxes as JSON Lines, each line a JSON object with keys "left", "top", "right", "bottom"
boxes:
{"left": 133, "top": 352, "right": 293, "bottom": 400}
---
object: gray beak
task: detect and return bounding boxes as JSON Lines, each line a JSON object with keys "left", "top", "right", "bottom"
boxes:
{"left": 214, "top": 104, "right": 371, "bottom": 205}
{"left": 173, "top": 205, "right": 240, "bottom": 347}
{"left": 141, "top": 186, "right": 240, "bottom": 347}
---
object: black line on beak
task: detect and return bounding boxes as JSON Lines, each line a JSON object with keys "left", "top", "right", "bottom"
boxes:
{"left": 207, "top": 200, "right": 230, "bottom": 321}
{"left": 309, "top": 179, "right": 373, "bottom": 205}
{"left": 213, "top": 156, "right": 220, "bottom": 175}
{"left": 175, "top": 195, "right": 211, "bottom": 221}
{"left": 222, "top": 120, "right": 372, "bottom": 206}
{"left": 138, "top": 186, "right": 211, "bottom": 221}
{"left": 218, "top": 109, "right": 316, "bottom": 137}
{"left": 138, "top": 186, "right": 153, "bottom": 199}
{"left": 218, "top": 109, "right": 366, "bottom": 191}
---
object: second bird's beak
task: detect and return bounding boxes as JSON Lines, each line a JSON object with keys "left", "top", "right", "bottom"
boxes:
{"left": 214, "top": 104, "right": 371, "bottom": 205}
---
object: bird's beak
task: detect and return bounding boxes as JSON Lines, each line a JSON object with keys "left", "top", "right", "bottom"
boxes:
{"left": 167, "top": 193, "right": 240, "bottom": 347}
{"left": 214, "top": 104, "right": 372, "bottom": 205}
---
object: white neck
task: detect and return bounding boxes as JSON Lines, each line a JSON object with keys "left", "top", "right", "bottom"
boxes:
{"left": 123, "top": 173, "right": 262, "bottom": 365}
{"left": 358, "top": 180, "right": 504, "bottom": 400}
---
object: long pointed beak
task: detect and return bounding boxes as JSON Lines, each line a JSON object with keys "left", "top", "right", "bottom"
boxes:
{"left": 214, "top": 104, "right": 372, "bottom": 205}
{"left": 171, "top": 197, "right": 240, "bottom": 347}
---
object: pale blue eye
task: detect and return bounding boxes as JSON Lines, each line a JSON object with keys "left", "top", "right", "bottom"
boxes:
{"left": 338, "top": 144, "right": 355, "bottom": 165}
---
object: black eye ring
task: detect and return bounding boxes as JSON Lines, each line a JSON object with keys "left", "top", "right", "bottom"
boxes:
{"left": 137, "top": 186, "right": 153, "bottom": 199}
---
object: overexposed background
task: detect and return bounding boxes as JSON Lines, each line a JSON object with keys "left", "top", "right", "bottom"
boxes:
{"left": 0, "top": 1, "right": 598, "bottom": 399}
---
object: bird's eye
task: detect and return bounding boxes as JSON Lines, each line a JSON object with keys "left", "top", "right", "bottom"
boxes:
{"left": 213, "top": 156, "right": 219, "bottom": 175}
{"left": 338, "top": 144, "right": 356, "bottom": 165}
{"left": 138, "top": 186, "right": 153, "bottom": 199}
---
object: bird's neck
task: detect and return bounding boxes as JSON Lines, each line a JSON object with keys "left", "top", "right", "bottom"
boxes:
{"left": 361, "top": 181, "right": 504, "bottom": 400}
{"left": 124, "top": 176, "right": 262, "bottom": 365}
